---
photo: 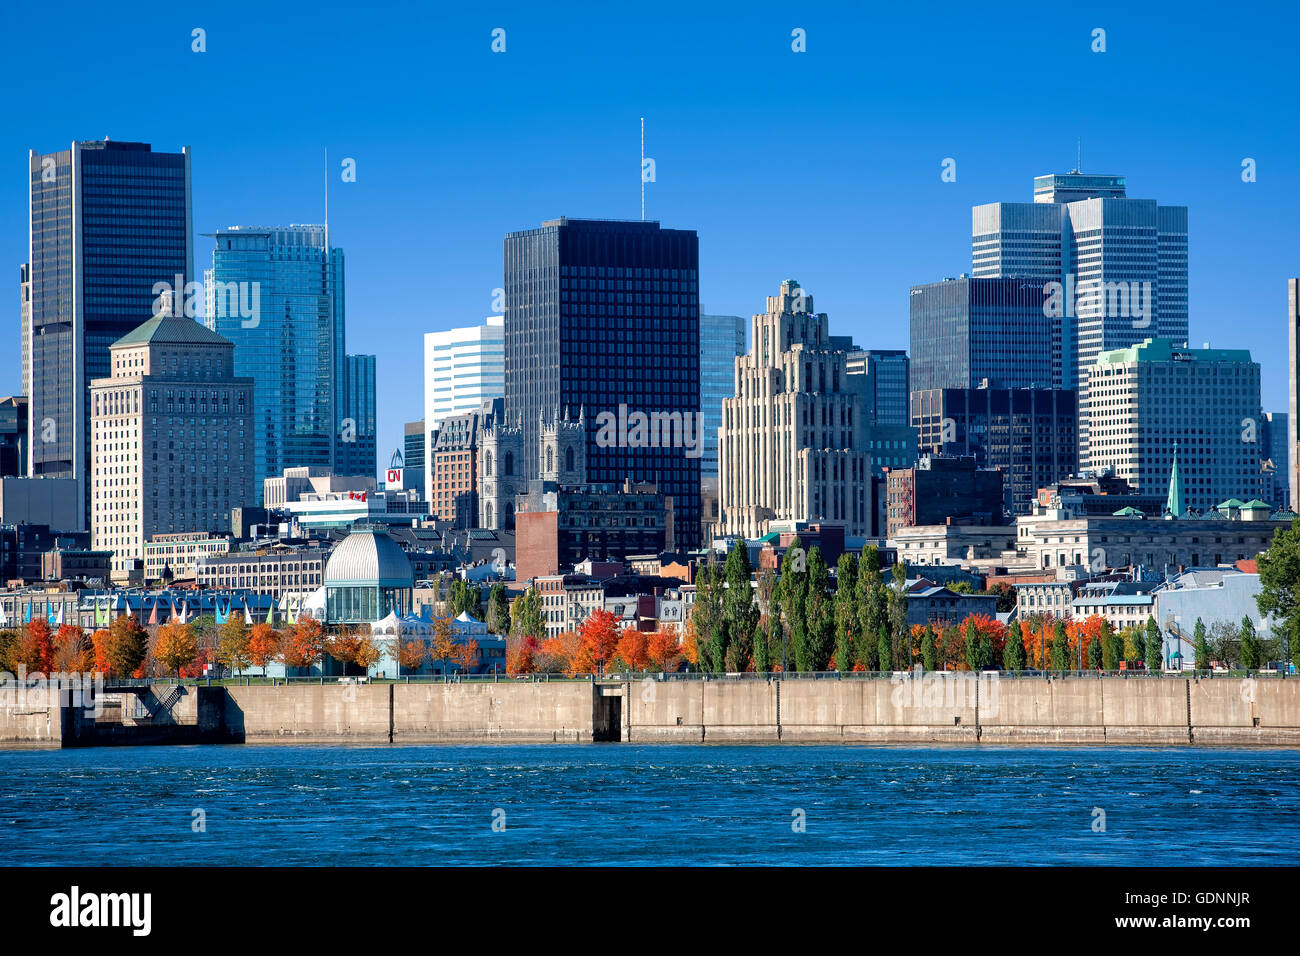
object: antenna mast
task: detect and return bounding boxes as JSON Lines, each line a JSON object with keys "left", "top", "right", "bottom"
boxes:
{"left": 640, "top": 118, "right": 645, "bottom": 221}
{"left": 324, "top": 146, "right": 330, "bottom": 249}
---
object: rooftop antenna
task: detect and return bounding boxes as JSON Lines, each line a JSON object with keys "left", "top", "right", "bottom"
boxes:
{"left": 323, "top": 146, "right": 330, "bottom": 249}
{"left": 1076, "top": 137, "right": 1082, "bottom": 174}
{"left": 640, "top": 118, "right": 645, "bottom": 220}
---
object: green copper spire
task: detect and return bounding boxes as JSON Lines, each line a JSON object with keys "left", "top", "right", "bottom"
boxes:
{"left": 1166, "top": 441, "right": 1184, "bottom": 518}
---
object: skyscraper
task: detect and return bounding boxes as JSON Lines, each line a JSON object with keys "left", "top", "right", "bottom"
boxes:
{"left": 422, "top": 315, "right": 504, "bottom": 502}
{"left": 203, "top": 225, "right": 346, "bottom": 503}
{"left": 26, "top": 139, "right": 193, "bottom": 529}
{"left": 699, "top": 313, "right": 746, "bottom": 478}
{"left": 846, "top": 349, "right": 910, "bottom": 427}
{"left": 719, "top": 280, "right": 903, "bottom": 539}
{"left": 339, "top": 353, "right": 377, "bottom": 480}
{"left": 972, "top": 171, "right": 1188, "bottom": 448}
{"left": 503, "top": 218, "right": 701, "bottom": 545}
{"left": 1086, "top": 338, "right": 1262, "bottom": 514}
{"left": 909, "top": 277, "right": 1055, "bottom": 390}
{"left": 90, "top": 302, "right": 252, "bottom": 580}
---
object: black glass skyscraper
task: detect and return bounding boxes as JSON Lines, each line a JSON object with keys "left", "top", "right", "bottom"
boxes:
{"left": 503, "top": 218, "right": 701, "bottom": 546}
{"left": 26, "top": 139, "right": 192, "bottom": 528}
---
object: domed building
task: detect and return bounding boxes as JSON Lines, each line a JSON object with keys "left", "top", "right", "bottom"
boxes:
{"left": 323, "top": 525, "right": 414, "bottom": 624}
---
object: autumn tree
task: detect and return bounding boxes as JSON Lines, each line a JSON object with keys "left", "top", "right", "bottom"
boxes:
{"left": 247, "top": 624, "right": 281, "bottom": 674}
{"left": 505, "top": 634, "right": 539, "bottom": 675}
{"left": 615, "top": 628, "right": 650, "bottom": 672}
{"left": 430, "top": 615, "right": 456, "bottom": 674}
{"left": 326, "top": 630, "right": 365, "bottom": 673}
{"left": 90, "top": 629, "right": 112, "bottom": 675}
{"left": 353, "top": 634, "right": 383, "bottom": 674}
{"left": 580, "top": 608, "right": 620, "bottom": 675}
{"left": 647, "top": 629, "right": 680, "bottom": 672}
{"left": 398, "top": 638, "right": 428, "bottom": 673}
{"left": 451, "top": 637, "right": 480, "bottom": 674}
{"left": 105, "top": 615, "right": 148, "bottom": 678}
{"left": 153, "top": 620, "right": 199, "bottom": 677}
{"left": 0, "top": 629, "right": 18, "bottom": 674}
{"left": 20, "top": 619, "right": 56, "bottom": 674}
{"left": 52, "top": 625, "right": 91, "bottom": 673}
{"left": 216, "top": 613, "right": 251, "bottom": 677}
{"left": 281, "top": 618, "right": 326, "bottom": 672}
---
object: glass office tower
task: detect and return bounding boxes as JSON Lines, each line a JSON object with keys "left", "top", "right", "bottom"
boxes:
{"left": 699, "top": 314, "right": 745, "bottom": 479}
{"left": 503, "top": 218, "right": 702, "bottom": 545}
{"left": 204, "top": 225, "right": 347, "bottom": 502}
{"left": 909, "top": 277, "right": 1055, "bottom": 391}
{"left": 26, "top": 140, "right": 192, "bottom": 528}
{"left": 339, "top": 353, "right": 377, "bottom": 480}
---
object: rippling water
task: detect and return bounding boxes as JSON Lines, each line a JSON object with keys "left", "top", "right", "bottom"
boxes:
{"left": 0, "top": 745, "right": 1295, "bottom": 866}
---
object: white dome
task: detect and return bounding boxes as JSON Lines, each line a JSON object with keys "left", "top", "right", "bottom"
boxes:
{"left": 324, "top": 527, "right": 414, "bottom": 587}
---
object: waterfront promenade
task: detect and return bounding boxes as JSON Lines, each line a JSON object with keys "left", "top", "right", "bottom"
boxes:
{"left": 3, "top": 672, "right": 1297, "bottom": 748}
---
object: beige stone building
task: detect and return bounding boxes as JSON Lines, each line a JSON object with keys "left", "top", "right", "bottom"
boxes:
{"left": 719, "top": 280, "right": 911, "bottom": 538}
{"left": 90, "top": 307, "right": 253, "bottom": 580}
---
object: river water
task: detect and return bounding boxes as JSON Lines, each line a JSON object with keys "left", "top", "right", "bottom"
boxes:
{"left": 1, "top": 744, "right": 1295, "bottom": 865}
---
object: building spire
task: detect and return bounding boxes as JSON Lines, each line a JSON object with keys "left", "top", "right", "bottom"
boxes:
{"left": 1166, "top": 441, "right": 1184, "bottom": 518}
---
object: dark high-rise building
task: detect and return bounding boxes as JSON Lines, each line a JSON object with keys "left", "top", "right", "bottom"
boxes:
{"left": 338, "top": 353, "right": 376, "bottom": 479}
{"left": 403, "top": 419, "right": 426, "bottom": 499}
{"left": 0, "top": 397, "right": 28, "bottom": 478}
{"left": 503, "top": 218, "right": 701, "bottom": 545}
{"left": 26, "top": 140, "right": 192, "bottom": 529}
{"left": 909, "top": 277, "right": 1055, "bottom": 391}
{"left": 885, "top": 455, "right": 1004, "bottom": 537}
{"left": 911, "top": 386, "right": 1077, "bottom": 516}
{"left": 847, "top": 349, "right": 910, "bottom": 426}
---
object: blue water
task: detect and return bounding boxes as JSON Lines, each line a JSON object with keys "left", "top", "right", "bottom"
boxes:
{"left": 0, "top": 744, "right": 1296, "bottom": 866}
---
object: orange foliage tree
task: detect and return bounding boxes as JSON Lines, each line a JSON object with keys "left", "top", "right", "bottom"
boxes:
{"left": 451, "top": 638, "right": 480, "bottom": 674}
{"left": 681, "top": 619, "right": 701, "bottom": 670}
{"left": 579, "top": 608, "right": 621, "bottom": 675}
{"left": 647, "top": 629, "right": 680, "bottom": 671}
{"left": 90, "top": 629, "right": 112, "bottom": 675}
{"left": 614, "top": 628, "right": 650, "bottom": 671}
{"left": 247, "top": 624, "right": 281, "bottom": 674}
{"left": 281, "top": 618, "right": 325, "bottom": 671}
{"left": 52, "top": 624, "right": 92, "bottom": 673}
{"left": 397, "top": 638, "right": 428, "bottom": 672}
{"left": 541, "top": 630, "right": 591, "bottom": 673}
{"left": 506, "top": 634, "right": 540, "bottom": 674}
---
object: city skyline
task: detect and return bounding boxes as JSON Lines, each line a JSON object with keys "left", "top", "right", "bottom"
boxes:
{"left": 4, "top": 2, "right": 1298, "bottom": 467}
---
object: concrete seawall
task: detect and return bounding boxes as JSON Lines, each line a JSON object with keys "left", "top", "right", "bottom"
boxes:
{"left": 4, "top": 677, "right": 1300, "bottom": 747}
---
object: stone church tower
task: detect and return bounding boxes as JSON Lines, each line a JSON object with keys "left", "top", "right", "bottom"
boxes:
{"left": 478, "top": 416, "right": 526, "bottom": 530}
{"left": 539, "top": 407, "right": 586, "bottom": 484}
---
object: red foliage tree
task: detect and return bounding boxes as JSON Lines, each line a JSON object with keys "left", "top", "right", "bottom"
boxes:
{"left": 579, "top": 608, "right": 621, "bottom": 674}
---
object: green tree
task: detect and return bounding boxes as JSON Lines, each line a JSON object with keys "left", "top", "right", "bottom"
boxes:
{"left": 802, "top": 548, "right": 834, "bottom": 671}
{"left": 1088, "top": 627, "right": 1103, "bottom": 669}
{"left": 963, "top": 619, "right": 979, "bottom": 671}
{"left": 978, "top": 633, "right": 994, "bottom": 670}
{"left": 921, "top": 625, "right": 938, "bottom": 671}
{"left": 1004, "top": 621, "right": 1025, "bottom": 671}
{"left": 950, "top": 580, "right": 974, "bottom": 594}
{"left": 855, "top": 545, "right": 885, "bottom": 669}
{"left": 1144, "top": 617, "right": 1162, "bottom": 672}
{"left": 510, "top": 588, "right": 545, "bottom": 641}
{"left": 833, "top": 552, "right": 858, "bottom": 671}
{"left": 1050, "top": 620, "right": 1069, "bottom": 672}
{"left": 780, "top": 539, "right": 808, "bottom": 672}
{"left": 876, "top": 626, "right": 891, "bottom": 674}
{"left": 486, "top": 584, "right": 511, "bottom": 634}
{"left": 755, "top": 569, "right": 778, "bottom": 674}
{"left": 1193, "top": 618, "right": 1209, "bottom": 670}
{"left": 1100, "top": 620, "right": 1118, "bottom": 671}
{"left": 1240, "top": 615, "right": 1261, "bottom": 671}
{"left": 752, "top": 624, "right": 770, "bottom": 674}
{"left": 722, "top": 541, "right": 759, "bottom": 672}
{"left": 887, "top": 563, "right": 910, "bottom": 670}
{"left": 1257, "top": 518, "right": 1300, "bottom": 651}
{"left": 692, "top": 562, "right": 725, "bottom": 674}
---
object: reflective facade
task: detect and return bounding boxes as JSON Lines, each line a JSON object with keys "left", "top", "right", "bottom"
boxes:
{"left": 909, "top": 277, "right": 1053, "bottom": 391}
{"left": 699, "top": 313, "right": 745, "bottom": 478}
{"left": 203, "top": 225, "right": 346, "bottom": 502}
{"left": 503, "top": 218, "right": 701, "bottom": 545}
{"left": 26, "top": 140, "right": 192, "bottom": 529}
{"left": 846, "top": 349, "right": 909, "bottom": 426}
{"left": 339, "top": 353, "right": 377, "bottom": 479}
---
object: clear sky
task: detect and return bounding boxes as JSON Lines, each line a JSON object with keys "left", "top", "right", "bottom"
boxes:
{"left": 3, "top": 0, "right": 1298, "bottom": 470}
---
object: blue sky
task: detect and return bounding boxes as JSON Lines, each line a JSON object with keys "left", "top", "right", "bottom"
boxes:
{"left": 3, "top": 0, "right": 1298, "bottom": 468}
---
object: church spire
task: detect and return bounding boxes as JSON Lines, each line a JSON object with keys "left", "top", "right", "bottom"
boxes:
{"left": 1165, "top": 441, "right": 1184, "bottom": 518}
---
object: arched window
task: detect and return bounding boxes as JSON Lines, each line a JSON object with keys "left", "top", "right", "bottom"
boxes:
{"left": 484, "top": 451, "right": 493, "bottom": 477}
{"left": 547, "top": 447, "right": 554, "bottom": 473}
{"left": 485, "top": 503, "right": 494, "bottom": 527}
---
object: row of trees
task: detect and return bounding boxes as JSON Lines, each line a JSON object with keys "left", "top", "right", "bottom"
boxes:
{"left": 0, "top": 612, "right": 484, "bottom": 679}
{"left": 504, "top": 607, "right": 682, "bottom": 675}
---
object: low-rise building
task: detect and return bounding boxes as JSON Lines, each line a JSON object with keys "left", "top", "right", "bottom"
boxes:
{"left": 144, "top": 531, "right": 233, "bottom": 582}
{"left": 1070, "top": 580, "right": 1158, "bottom": 631}
{"left": 196, "top": 545, "right": 328, "bottom": 598}
{"left": 889, "top": 524, "right": 1017, "bottom": 567}
{"left": 904, "top": 578, "right": 998, "bottom": 628}
{"left": 886, "top": 455, "right": 1003, "bottom": 538}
